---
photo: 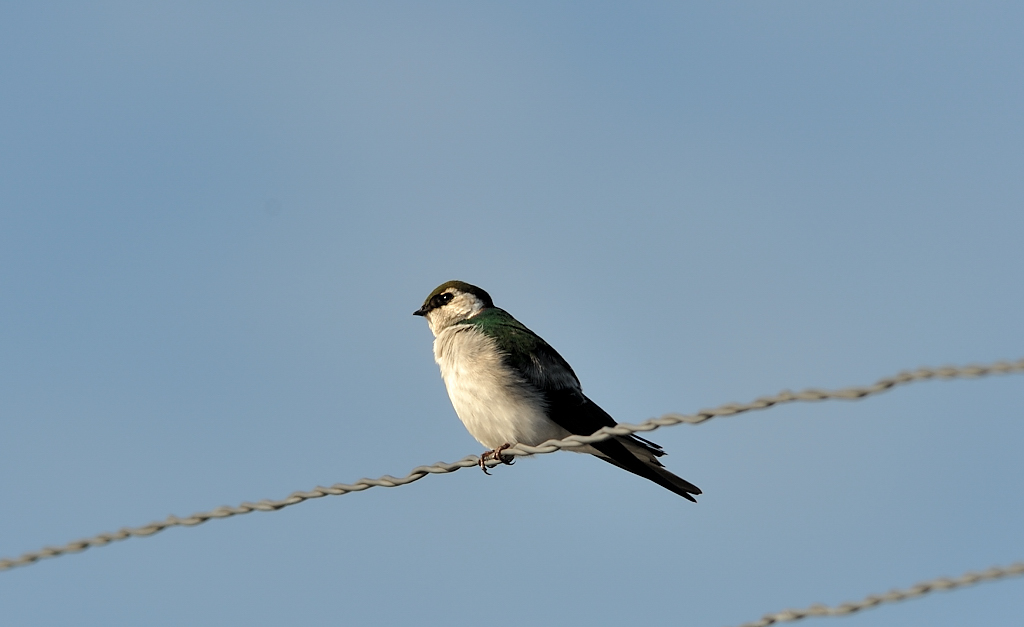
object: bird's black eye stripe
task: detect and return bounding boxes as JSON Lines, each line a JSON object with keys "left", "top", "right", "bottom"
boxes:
{"left": 431, "top": 292, "right": 454, "bottom": 308}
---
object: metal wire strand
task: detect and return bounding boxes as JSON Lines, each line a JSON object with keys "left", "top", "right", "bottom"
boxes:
{"left": 1, "top": 358, "right": 1022, "bottom": 573}
{"left": 731, "top": 561, "right": 1024, "bottom": 627}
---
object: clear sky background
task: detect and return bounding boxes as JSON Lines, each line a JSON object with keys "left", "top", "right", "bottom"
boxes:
{"left": 1, "top": 3, "right": 1022, "bottom": 626}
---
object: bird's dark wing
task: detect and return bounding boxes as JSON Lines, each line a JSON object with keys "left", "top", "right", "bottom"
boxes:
{"left": 466, "top": 308, "right": 701, "bottom": 501}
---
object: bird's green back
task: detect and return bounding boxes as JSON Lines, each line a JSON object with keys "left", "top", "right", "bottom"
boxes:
{"left": 464, "top": 308, "right": 579, "bottom": 389}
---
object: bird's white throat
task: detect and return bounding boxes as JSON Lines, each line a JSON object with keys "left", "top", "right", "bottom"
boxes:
{"left": 425, "top": 291, "right": 487, "bottom": 336}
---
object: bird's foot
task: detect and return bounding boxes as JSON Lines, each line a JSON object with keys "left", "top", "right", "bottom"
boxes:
{"left": 479, "top": 443, "right": 515, "bottom": 475}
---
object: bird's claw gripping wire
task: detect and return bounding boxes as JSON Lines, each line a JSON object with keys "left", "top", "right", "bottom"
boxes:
{"left": 479, "top": 443, "right": 515, "bottom": 475}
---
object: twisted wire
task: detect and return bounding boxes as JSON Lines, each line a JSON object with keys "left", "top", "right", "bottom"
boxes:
{"left": 731, "top": 561, "right": 1024, "bottom": 627}
{"left": 1, "top": 358, "right": 1021, "bottom": 573}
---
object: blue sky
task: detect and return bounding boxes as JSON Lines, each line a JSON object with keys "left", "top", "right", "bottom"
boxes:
{"left": 1, "top": 3, "right": 1022, "bottom": 626}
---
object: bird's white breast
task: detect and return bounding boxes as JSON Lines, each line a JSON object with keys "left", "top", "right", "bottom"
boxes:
{"left": 433, "top": 325, "right": 570, "bottom": 450}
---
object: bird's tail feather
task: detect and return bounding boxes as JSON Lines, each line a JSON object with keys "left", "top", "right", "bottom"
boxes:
{"left": 645, "top": 464, "right": 702, "bottom": 502}
{"left": 594, "top": 435, "right": 702, "bottom": 502}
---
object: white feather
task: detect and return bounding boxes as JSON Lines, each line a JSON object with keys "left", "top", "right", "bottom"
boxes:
{"left": 432, "top": 324, "right": 571, "bottom": 450}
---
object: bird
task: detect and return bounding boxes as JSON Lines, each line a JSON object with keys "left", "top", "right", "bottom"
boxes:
{"left": 414, "top": 280, "right": 701, "bottom": 501}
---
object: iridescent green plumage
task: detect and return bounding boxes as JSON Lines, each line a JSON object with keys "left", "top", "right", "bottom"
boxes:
{"left": 463, "top": 308, "right": 580, "bottom": 390}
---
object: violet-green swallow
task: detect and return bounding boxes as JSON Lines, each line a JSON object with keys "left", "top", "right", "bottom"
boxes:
{"left": 414, "top": 280, "right": 701, "bottom": 501}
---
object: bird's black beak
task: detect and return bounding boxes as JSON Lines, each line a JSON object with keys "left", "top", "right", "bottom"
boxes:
{"left": 413, "top": 307, "right": 428, "bottom": 316}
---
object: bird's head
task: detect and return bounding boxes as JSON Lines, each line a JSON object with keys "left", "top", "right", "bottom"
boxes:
{"left": 414, "top": 280, "right": 494, "bottom": 336}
